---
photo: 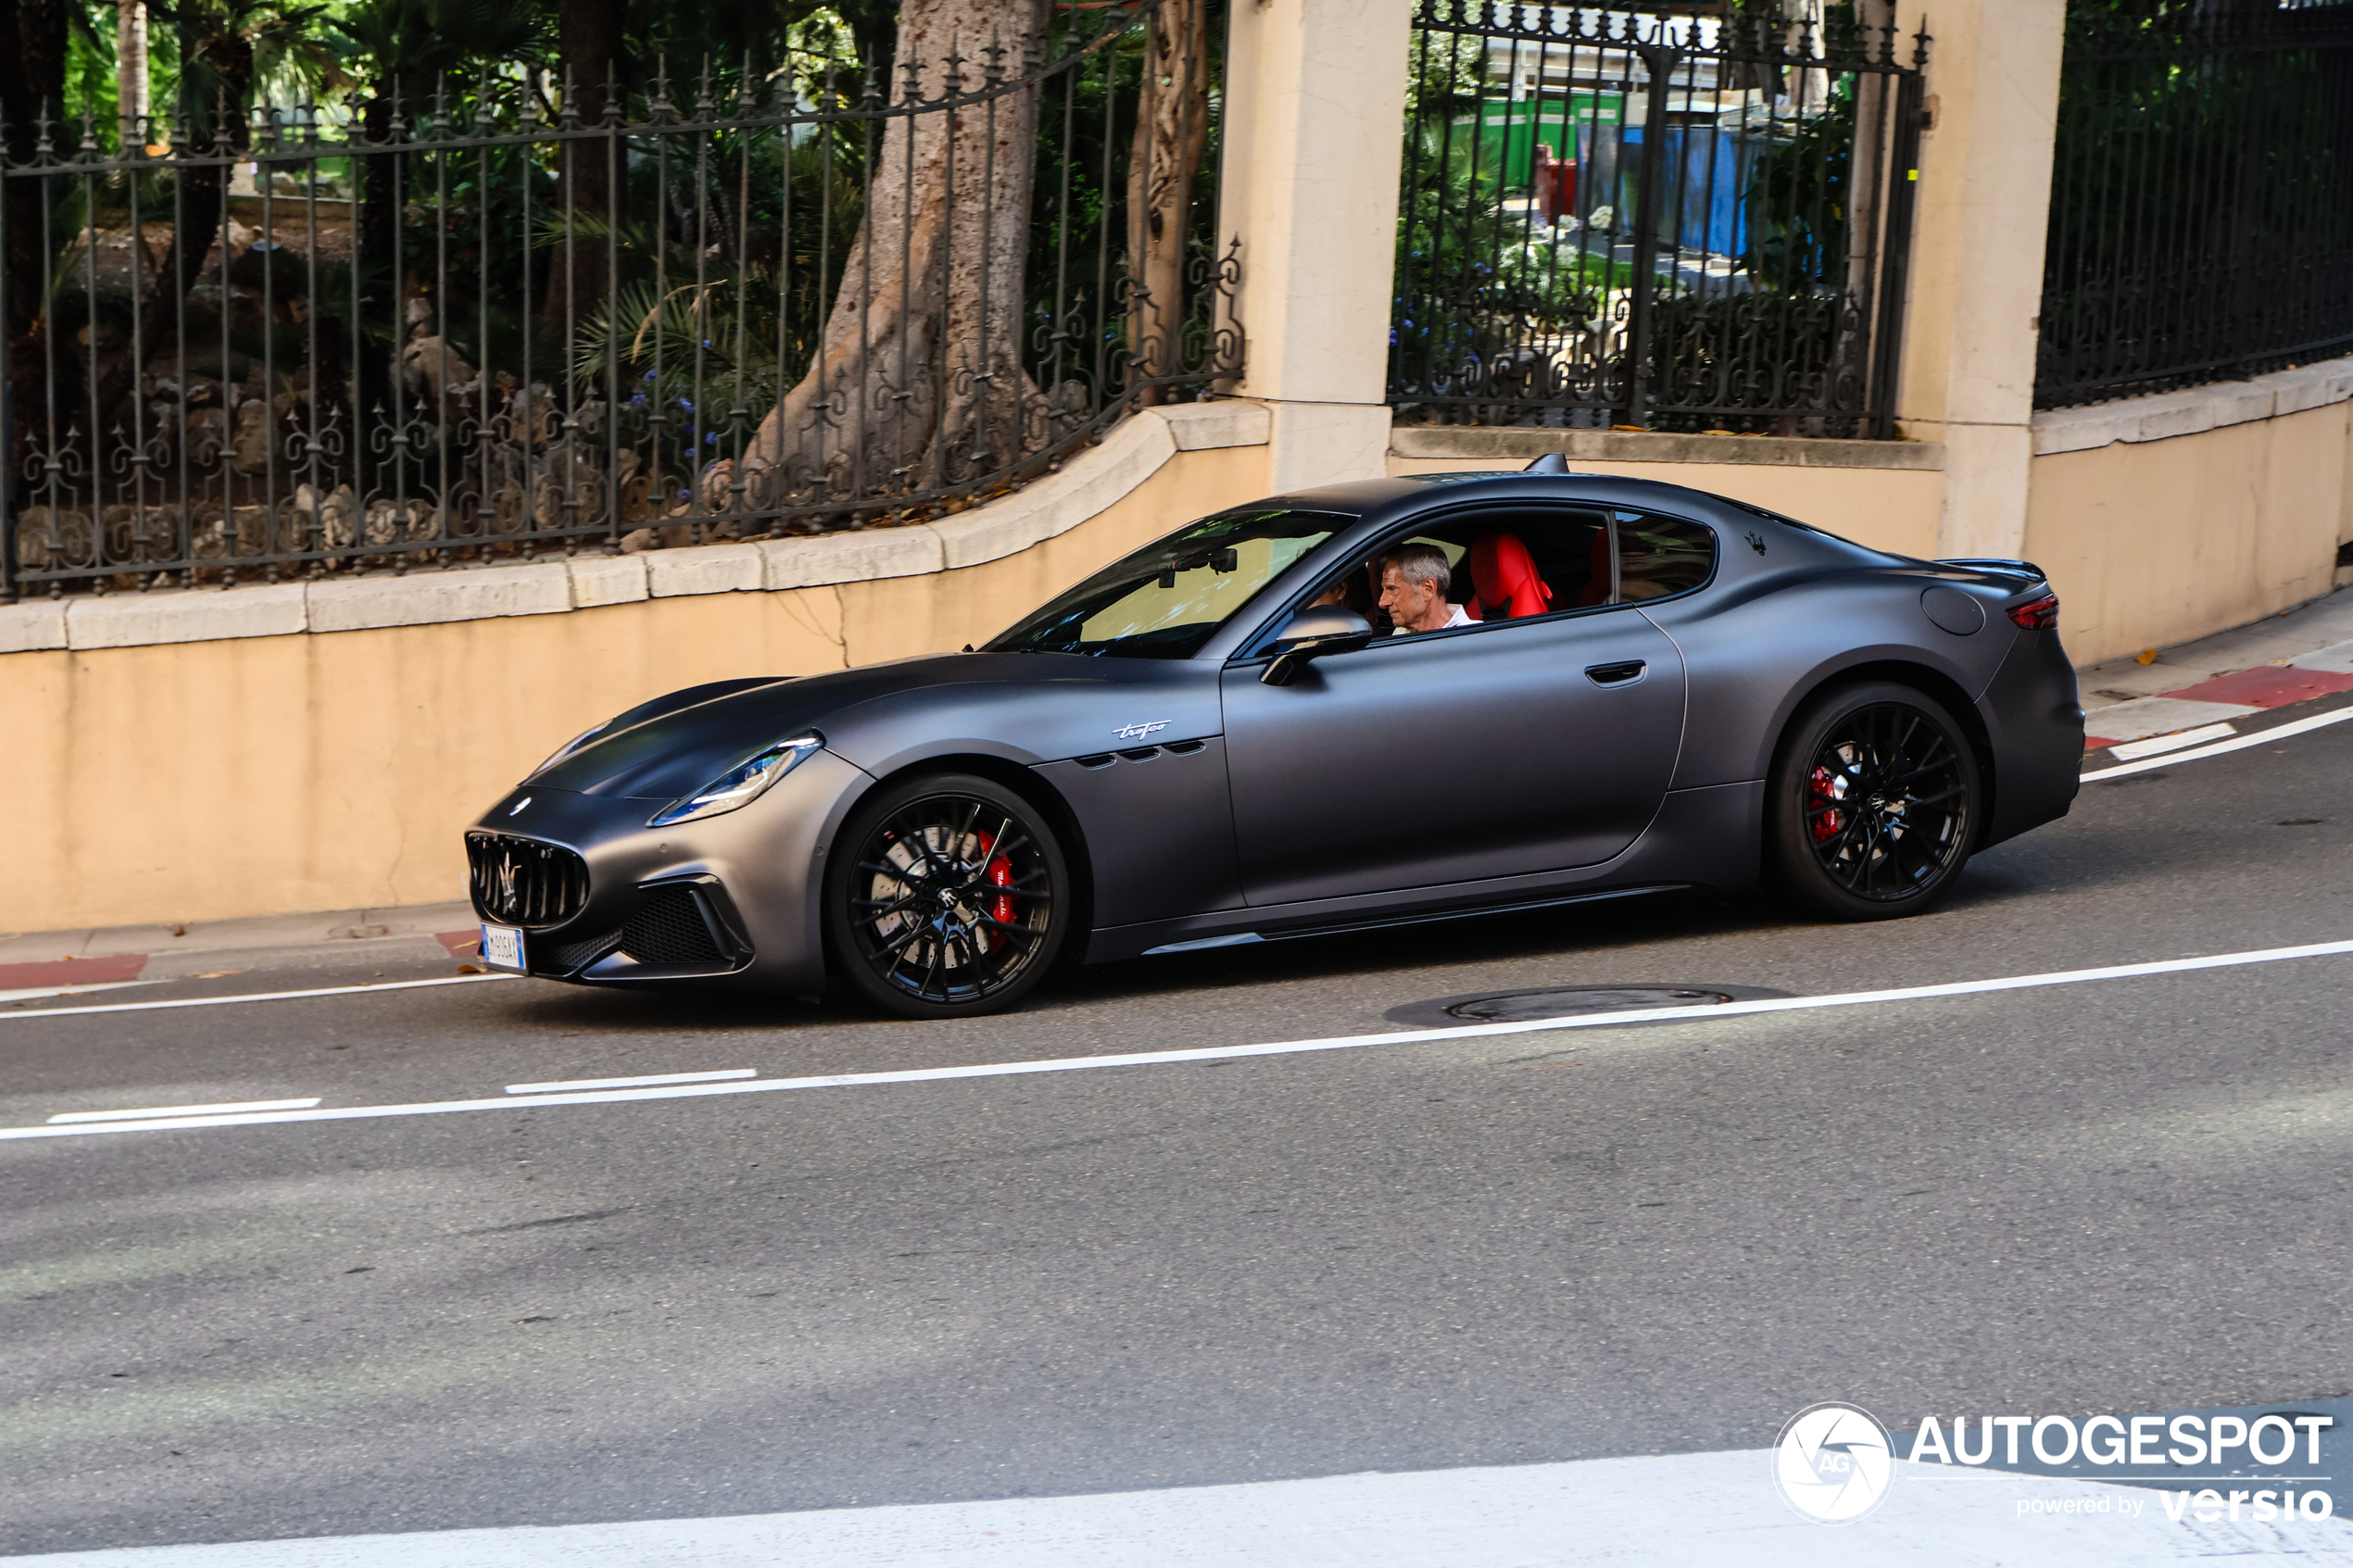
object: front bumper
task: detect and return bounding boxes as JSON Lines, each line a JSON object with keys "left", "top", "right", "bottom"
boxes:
{"left": 464, "top": 747, "right": 871, "bottom": 992}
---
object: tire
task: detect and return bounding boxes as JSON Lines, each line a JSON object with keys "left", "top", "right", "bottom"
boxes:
{"left": 1766, "top": 681, "right": 1982, "bottom": 921}
{"left": 824, "top": 773, "right": 1072, "bottom": 1018}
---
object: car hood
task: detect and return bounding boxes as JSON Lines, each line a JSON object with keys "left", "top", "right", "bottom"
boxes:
{"left": 529, "top": 652, "right": 1223, "bottom": 800}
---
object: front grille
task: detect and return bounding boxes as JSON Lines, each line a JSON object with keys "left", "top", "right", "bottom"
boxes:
{"left": 617, "top": 886, "right": 725, "bottom": 966}
{"left": 467, "top": 833, "right": 591, "bottom": 927}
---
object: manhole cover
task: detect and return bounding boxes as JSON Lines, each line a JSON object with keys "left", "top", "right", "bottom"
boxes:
{"left": 1447, "top": 986, "right": 1731, "bottom": 1022}
{"left": 1384, "top": 984, "right": 1792, "bottom": 1030}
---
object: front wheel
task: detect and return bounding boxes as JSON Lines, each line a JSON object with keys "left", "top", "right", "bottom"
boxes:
{"left": 1767, "top": 682, "right": 1981, "bottom": 921}
{"left": 825, "top": 773, "right": 1071, "bottom": 1018}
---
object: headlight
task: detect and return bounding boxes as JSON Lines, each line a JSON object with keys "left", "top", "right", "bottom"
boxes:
{"left": 530, "top": 721, "right": 612, "bottom": 778}
{"left": 647, "top": 733, "right": 824, "bottom": 827}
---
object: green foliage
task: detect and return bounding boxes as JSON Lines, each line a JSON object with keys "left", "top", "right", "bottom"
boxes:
{"left": 331, "top": 0, "right": 544, "bottom": 104}
{"left": 151, "top": 0, "right": 348, "bottom": 122}
{"left": 560, "top": 128, "right": 865, "bottom": 422}
{"left": 1741, "top": 75, "right": 1854, "bottom": 292}
{"left": 1403, "top": 29, "right": 1486, "bottom": 132}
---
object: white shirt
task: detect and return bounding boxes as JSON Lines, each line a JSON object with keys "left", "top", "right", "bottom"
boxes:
{"left": 1394, "top": 604, "right": 1475, "bottom": 635}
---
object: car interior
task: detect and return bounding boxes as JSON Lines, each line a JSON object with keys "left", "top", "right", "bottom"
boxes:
{"left": 1310, "top": 508, "right": 1718, "bottom": 634}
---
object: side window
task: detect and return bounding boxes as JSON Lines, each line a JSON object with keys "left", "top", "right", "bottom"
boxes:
{"left": 1289, "top": 507, "right": 1711, "bottom": 641}
{"left": 1614, "top": 513, "right": 1716, "bottom": 602}
{"left": 1312, "top": 510, "right": 1614, "bottom": 634}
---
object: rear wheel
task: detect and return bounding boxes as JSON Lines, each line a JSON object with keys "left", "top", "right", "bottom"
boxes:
{"left": 1768, "top": 682, "right": 1981, "bottom": 921}
{"left": 825, "top": 774, "right": 1070, "bottom": 1018}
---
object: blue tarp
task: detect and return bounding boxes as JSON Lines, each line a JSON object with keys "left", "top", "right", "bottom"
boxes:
{"left": 1613, "top": 125, "right": 1759, "bottom": 258}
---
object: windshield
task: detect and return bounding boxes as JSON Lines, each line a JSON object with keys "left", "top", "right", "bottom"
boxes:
{"left": 988, "top": 508, "right": 1344, "bottom": 659}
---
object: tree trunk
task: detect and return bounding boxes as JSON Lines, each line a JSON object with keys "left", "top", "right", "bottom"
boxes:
{"left": 352, "top": 92, "right": 403, "bottom": 497}
{"left": 79, "top": 3, "right": 235, "bottom": 483}
{"left": 546, "top": 0, "right": 623, "bottom": 338}
{"left": 707, "top": 0, "right": 1049, "bottom": 522}
{"left": 118, "top": 0, "right": 147, "bottom": 150}
{"left": 1124, "top": 0, "right": 1207, "bottom": 407}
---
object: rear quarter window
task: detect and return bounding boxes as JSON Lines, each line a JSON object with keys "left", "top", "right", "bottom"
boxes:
{"left": 1616, "top": 513, "right": 1716, "bottom": 600}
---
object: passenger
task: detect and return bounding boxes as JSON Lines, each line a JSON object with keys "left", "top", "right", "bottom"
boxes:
{"left": 1378, "top": 543, "right": 1473, "bottom": 634}
{"left": 1310, "top": 562, "right": 1377, "bottom": 619}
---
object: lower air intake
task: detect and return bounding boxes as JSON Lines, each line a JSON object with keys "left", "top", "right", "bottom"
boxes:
{"left": 618, "top": 887, "right": 726, "bottom": 967}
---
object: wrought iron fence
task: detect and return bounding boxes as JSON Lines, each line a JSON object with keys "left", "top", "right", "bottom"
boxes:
{"left": 1390, "top": 0, "right": 1924, "bottom": 436}
{"left": 2036, "top": 1, "right": 2353, "bottom": 409}
{"left": 0, "top": 0, "right": 1237, "bottom": 598}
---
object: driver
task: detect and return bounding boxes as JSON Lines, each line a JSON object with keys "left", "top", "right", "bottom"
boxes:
{"left": 1378, "top": 544, "right": 1473, "bottom": 634}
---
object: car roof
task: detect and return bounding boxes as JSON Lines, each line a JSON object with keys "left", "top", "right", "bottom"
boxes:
{"left": 1252, "top": 470, "right": 1810, "bottom": 533}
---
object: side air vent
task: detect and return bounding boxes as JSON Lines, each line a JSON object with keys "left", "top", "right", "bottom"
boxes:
{"left": 467, "top": 833, "right": 590, "bottom": 927}
{"left": 1118, "top": 746, "right": 1162, "bottom": 762}
{"left": 1075, "top": 753, "right": 1116, "bottom": 769}
{"left": 617, "top": 886, "right": 726, "bottom": 966}
{"left": 1164, "top": 739, "right": 1206, "bottom": 756}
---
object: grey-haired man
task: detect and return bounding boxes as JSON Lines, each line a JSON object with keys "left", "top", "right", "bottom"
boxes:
{"left": 1378, "top": 543, "right": 1473, "bottom": 634}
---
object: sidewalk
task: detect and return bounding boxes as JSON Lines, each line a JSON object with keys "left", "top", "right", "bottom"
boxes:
{"left": 0, "top": 900, "right": 481, "bottom": 997}
{"left": 2076, "top": 583, "right": 2353, "bottom": 750}
{"left": 6, "top": 585, "right": 2350, "bottom": 997}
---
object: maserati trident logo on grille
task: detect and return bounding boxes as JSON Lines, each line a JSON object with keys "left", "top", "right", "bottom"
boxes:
{"left": 1113, "top": 720, "right": 1171, "bottom": 741}
{"left": 494, "top": 853, "right": 520, "bottom": 910}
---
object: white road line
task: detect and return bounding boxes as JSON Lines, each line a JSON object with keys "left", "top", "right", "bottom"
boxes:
{"left": 46, "top": 1098, "right": 321, "bottom": 1124}
{"left": 0, "top": 972, "right": 519, "bottom": 1022}
{"left": 2108, "top": 721, "right": 2237, "bottom": 760}
{"left": 2087, "top": 702, "right": 2353, "bottom": 781}
{"left": 505, "top": 1069, "right": 755, "bottom": 1094}
{"left": 5, "top": 937, "right": 2349, "bottom": 1145}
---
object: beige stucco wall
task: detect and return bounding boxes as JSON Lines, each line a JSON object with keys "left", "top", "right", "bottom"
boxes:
{"left": 2023, "top": 400, "right": 2353, "bottom": 667}
{"left": 0, "top": 442, "right": 1269, "bottom": 935}
{"left": 1385, "top": 454, "right": 1947, "bottom": 561}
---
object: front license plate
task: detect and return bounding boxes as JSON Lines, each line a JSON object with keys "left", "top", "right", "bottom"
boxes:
{"left": 480, "top": 924, "right": 527, "bottom": 972}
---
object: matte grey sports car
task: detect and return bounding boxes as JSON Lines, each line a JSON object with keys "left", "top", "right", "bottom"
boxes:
{"left": 466, "top": 462, "right": 2082, "bottom": 1017}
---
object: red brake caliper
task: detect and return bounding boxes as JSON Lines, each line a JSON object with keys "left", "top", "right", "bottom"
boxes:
{"left": 1807, "top": 765, "right": 1843, "bottom": 846}
{"left": 973, "top": 834, "right": 1017, "bottom": 932}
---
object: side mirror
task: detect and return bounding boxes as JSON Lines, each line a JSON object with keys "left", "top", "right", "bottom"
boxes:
{"left": 1261, "top": 607, "right": 1375, "bottom": 686}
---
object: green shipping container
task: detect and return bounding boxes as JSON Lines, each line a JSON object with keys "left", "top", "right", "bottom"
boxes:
{"left": 1469, "top": 95, "right": 1625, "bottom": 187}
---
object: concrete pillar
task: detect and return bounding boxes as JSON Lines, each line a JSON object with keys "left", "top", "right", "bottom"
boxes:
{"left": 1891, "top": 0, "right": 2067, "bottom": 558}
{"left": 1217, "top": 0, "right": 1413, "bottom": 494}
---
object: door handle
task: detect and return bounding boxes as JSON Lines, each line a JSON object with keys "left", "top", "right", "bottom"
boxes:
{"left": 1585, "top": 659, "right": 1647, "bottom": 686}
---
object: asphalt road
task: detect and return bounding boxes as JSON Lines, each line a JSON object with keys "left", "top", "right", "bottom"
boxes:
{"left": 5, "top": 707, "right": 2351, "bottom": 1556}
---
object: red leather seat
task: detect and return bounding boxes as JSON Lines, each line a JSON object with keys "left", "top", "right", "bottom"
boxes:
{"left": 1469, "top": 533, "right": 1554, "bottom": 620}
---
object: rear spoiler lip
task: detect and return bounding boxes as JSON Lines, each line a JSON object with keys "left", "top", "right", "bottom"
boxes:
{"left": 1937, "top": 556, "right": 2048, "bottom": 585}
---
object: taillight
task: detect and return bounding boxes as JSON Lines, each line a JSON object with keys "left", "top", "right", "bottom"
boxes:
{"left": 2007, "top": 593, "right": 2058, "bottom": 632}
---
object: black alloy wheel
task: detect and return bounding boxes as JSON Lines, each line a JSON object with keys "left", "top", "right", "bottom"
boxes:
{"left": 825, "top": 773, "right": 1070, "bottom": 1018}
{"left": 1768, "top": 681, "right": 1981, "bottom": 921}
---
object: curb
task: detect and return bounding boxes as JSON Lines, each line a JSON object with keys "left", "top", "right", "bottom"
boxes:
{"left": 0, "top": 928, "right": 482, "bottom": 997}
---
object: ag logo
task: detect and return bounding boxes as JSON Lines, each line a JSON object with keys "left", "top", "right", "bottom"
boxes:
{"left": 1772, "top": 1402, "right": 1894, "bottom": 1524}
{"left": 1113, "top": 720, "right": 1171, "bottom": 741}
